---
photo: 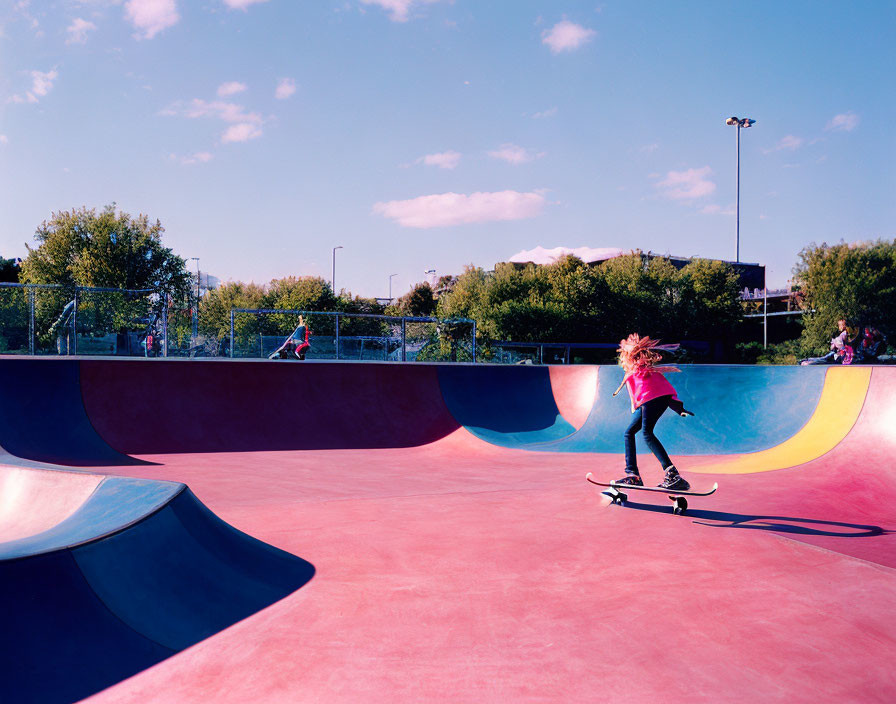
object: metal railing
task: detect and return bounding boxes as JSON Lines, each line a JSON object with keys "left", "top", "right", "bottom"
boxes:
{"left": 229, "top": 308, "right": 477, "bottom": 362}
{"left": 0, "top": 283, "right": 161, "bottom": 356}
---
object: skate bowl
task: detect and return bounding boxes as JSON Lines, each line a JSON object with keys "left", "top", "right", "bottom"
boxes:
{"left": 0, "top": 357, "right": 894, "bottom": 703}
{"left": 0, "top": 358, "right": 865, "bottom": 462}
{"left": 0, "top": 466, "right": 314, "bottom": 704}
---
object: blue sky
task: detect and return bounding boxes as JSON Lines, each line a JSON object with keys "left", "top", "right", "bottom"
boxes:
{"left": 1, "top": 0, "right": 893, "bottom": 297}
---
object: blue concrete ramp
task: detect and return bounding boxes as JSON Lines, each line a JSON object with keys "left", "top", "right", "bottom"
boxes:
{"left": 533, "top": 365, "right": 828, "bottom": 455}
{"left": 0, "top": 470, "right": 314, "bottom": 704}
{"left": 437, "top": 365, "right": 577, "bottom": 447}
{"left": 436, "top": 364, "right": 829, "bottom": 456}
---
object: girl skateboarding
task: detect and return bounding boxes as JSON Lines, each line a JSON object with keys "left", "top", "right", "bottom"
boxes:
{"left": 612, "top": 333, "right": 692, "bottom": 491}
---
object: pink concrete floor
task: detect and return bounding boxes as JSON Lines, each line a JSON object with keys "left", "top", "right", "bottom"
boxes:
{"left": 79, "top": 418, "right": 896, "bottom": 703}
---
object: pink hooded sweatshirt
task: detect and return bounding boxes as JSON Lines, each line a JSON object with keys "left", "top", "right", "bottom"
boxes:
{"left": 624, "top": 369, "right": 679, "bottom": 412}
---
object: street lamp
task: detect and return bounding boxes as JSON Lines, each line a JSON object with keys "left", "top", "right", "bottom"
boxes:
{"left": 190, "top": 257, "right": 200, "bottom": 346}
{"left": 332, "top": 246, "right": 343, "bottom": 294}
{"left": 725, "top": 116, "right": 756, "bottom": 263}
{"left": 389, "top": 273, "right": 398, "bottom": 302}
{"left": 190, "top": 257, "right": 200, "bottom": 300}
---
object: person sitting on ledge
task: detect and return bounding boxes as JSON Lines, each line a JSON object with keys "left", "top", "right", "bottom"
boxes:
{"left": 801, "top": 318, "right": 852, "bottom": 365}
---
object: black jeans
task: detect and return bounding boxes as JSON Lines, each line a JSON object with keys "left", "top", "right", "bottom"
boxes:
{"left": 624, "top": 395, "right": 674, "bottom": 473}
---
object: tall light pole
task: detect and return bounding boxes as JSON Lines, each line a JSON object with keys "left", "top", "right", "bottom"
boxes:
{"left": 190, "top": 256, "right": 199, "bottom": 345}
{"left": 725, "top": 116, "right": 756, "bottom": 263}
{"left": 389, "top": 273, "right": 398, "bottom": 302}
{"left": 332, "top": 246, "right": 343, "bottom": 295}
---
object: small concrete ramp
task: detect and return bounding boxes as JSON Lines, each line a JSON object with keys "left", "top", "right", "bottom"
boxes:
{"left": 0, "top": 467, "right": 314, "bottom": 704}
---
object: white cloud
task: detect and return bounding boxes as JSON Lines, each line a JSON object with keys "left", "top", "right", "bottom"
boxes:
{"left": 359, "top": 0, "right": 441, "bottom": 23}
{"left": 66, "top": 17, "right": 97, "bottom": 44}
{"left": 173, "top": 151, "right": 214, "bottom": 165}
{"left": 488, "top": 143, "right": 540, "bottom": 165}
{"left": 222, "top": 0, "right": 269, "bottom": 9}
{"left": 419, "top": 151, "right": 461, "bottom": 169}
{"left": 656, "top": 166, "right": 715, "bottom": 200}
{"left": 509, "top": 246, "right": 623, "bottom": 265}
{"left": 373, "top": 190, "right": 546, "bottom": 228}
{"left": 826, "top": 112, "right": 859, "bottom": 132}
{"left": 275, "top": 77, "right": 296, "bottom": 100}
{"left": 763, "top": 134, "right": 803, "bottom": 153}
{"left": 532, "top": 107, "right": 558, "bottom": 119}
{"left": 0, "top": 135, "right": 8, "bottom": 145}
{"left": 163, "top": 98, "right": 265, "bottom": 143}
{"left": 221, "top": 122, "right": 263, "bottom": 143}
{"left": 217, "top": 81, "right": 247, "bottom": 97}
{"left": 542, "top": 20, "right": 595, "bottom": 53}
{"left": 700, "top": 203, "right": 735, "bottom": 215}
{"left": 640, "top": 143, "right": 659, "bottom": 154}
{"left": 9, "top": 69, "right": 58, "bottom": 104}
{"left": 179, "top": 99, "right": 261, "bottom": 124}
{"left": 124, "top": 0, "right": 179, "bottom": 40}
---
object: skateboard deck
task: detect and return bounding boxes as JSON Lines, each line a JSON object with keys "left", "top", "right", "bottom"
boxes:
{"left": 585, "top": 472, "right": 718, "bottom": 496}
{"left": 585, "top": 472, "right": 718, "bottom": 515}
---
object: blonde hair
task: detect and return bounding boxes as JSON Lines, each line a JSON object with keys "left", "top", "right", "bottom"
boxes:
{"left": 618, "top": 333, "right": 664, "bottom": 374}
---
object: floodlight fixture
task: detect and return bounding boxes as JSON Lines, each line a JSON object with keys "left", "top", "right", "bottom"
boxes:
{"left": 725, "top": 115, "right": 757, "bottom": 262}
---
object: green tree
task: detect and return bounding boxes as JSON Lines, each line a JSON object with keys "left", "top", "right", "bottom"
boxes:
{"left": 337, "top": 294, "right": 388, "bottom": 336}
{"left": 793, "top": 240, "right": 896, "bottom": 353}
{"left": 199, "top": 281, "right": 267, "bottom": 340}
{"left": 596, "top": 254, "right": 672, "bottom": 340}
{"left": 676, "top": 258, "right": 743, "bottom": 340}
{"left": 436, "top": 252, "right": 743, "bottom": 358}
{"left": 20, "top": 205, "right": 190, "bottom": 297}
{"left": 263, "top": 276, "right": 339, "bottom": 337}
{"left": 19, "top": 205, "right": 191, "bottom": 348}
{"left": 394, "top": 282, "right": 437, "bottom": 317}
{"left": 437, "top": 265, "right": 491, "bottom": 333}
{"left": 0, "top": 256, "right": 19, "bottom": 283}
{"left": 265, "top": 276, "right": 336, "bottom": 311}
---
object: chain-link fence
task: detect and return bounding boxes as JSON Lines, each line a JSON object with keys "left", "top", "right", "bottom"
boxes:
{"left": 0, "top": 284, "right": 31, "bottom": 354}
{"left": 229, "top": 309, "right": 476, "bottom": 362}
{"left": 0, "top": 283, "right": 162, "bottom": 356}
{"left": 1, "top": 285, "right": 650, "bottom": 365}
{"left": 0, "top": 285, "right": 651, "bottom": 364}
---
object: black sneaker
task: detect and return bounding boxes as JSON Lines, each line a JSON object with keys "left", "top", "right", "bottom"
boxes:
{"left": 614, "top": 473, "right": 644, "bottom": 486}
{"left": 658, "top": 466, "right": 690, "bottom": 491}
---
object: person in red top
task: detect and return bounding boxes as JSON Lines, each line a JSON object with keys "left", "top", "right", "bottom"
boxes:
{"left": 269, "top": 316, "right": 311, "bottom": 360}
{"left": 611, "top": 333, "right": 693, "bottom": 490}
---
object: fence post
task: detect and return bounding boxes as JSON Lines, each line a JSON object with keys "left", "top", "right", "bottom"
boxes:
{"left": 162, "top": 300, "right": 169, "bottom": 357}
{"left": 28, "top": 287, "right": 35, "bottom": 355}
{"left": 229, "top": 310, "right": 235, "bottom": 358}
{"left": 471, "top": 321, "right": 477, "bottom": 363}
{"left": 401, "top": 318, "right": 406, "bottom": 362}
{"left": 335, "top": 313, "right": 340, "bottom": 360}
{"left": 72, "top": 288, "right": 79, "bottom": 356}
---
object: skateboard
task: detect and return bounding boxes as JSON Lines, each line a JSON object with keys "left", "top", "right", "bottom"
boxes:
{"left": 585, "top": 472, "right": 718, "bottom": 515}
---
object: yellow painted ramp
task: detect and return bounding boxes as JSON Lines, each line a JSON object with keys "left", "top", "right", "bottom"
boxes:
{"left": 690, "top": 366, "right": 871, "bottom": 474}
